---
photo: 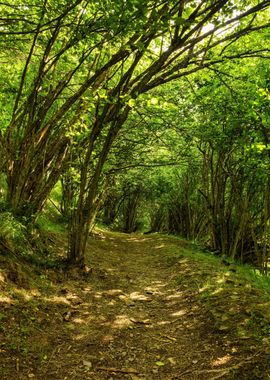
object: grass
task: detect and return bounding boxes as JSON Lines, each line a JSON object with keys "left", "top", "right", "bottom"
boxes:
{"left": 165, "top": 235, "right": 270, "bottom": 293}
{"left": 236, "top": 265, "right": 270, "bottom": 291}
{"left": 158, "top": 237, "right": 270, "bottom": 354}
{"left": 36, "top": 182, "right": 67, "bottom": 234}
{"left": 161, "top": 235, "right": 270, "bottom": 343}
{"left": 36, "top": 213, "right": 66, "bottom": 234}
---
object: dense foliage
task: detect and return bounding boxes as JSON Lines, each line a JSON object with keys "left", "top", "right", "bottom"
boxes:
{"left": 0, "top": 0, "right": 270, "bottom": 270}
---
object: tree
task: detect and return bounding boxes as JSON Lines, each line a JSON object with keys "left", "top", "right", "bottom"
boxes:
{"left": 139, "top": 52, "right": 270, "bottom": 271}
{"left": 1, "top": 0, "right": 270, "bottom": 265}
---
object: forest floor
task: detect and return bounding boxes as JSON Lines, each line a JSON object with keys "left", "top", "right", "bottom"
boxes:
{"left": 0, "top": 230, "right": 270, "bottom": 379}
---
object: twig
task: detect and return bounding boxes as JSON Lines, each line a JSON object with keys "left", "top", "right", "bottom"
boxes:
{"left": 176, "top": 367, "right": 230, "bottom": 379}
{"left": 48, "top": 197, "right": 63, "bottom": 215}
{"left": 96, "top": 366, "right": 139, "bottom": 374}
{"left": 159, "top": 333, "right": 177, "bottom": 341}
{"left": 130, "top": 318, "right": 151, "bottom": 325}
{"left": 149, "top": 335, "right": 172, "bottom": 344}
{"left": 176, "top": 352, "right": 263, "bottom": 379}
{"left": 210, "top": 371, "right": 231, "bottom": 380}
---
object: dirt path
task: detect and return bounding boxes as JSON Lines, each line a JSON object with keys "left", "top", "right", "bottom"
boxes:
{"left": 1, "top": 231, "right": 270, "bottom": 379}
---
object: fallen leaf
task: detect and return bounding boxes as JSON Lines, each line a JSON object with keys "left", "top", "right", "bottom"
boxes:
{"left": 63, "top": 311, "right": 72, "bottom": 321}
{"left": 155, "top": 361, "right": 165, "bottom": 367}
{"left": 168, "top": 357, "right": 176, "bottom": 365}
{"left": 83, "top": 360, "right": 92, "bottom": 368}
{"left": 130, "top": 375, "right": 142, "bottom": 380}
{"left": 218, "top": 325, "right": 230, "bottom": 331}
{"left": 221, "top": 315, "right": 229, "bottom": 322}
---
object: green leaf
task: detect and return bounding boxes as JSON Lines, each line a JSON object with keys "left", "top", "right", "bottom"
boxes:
{"left": 155, "top": 361, "right": 165, "bottom": 367}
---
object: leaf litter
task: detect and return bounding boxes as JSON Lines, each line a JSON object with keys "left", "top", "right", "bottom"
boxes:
{"left": 0, "top": 230, "right": 270, "bottom": 379}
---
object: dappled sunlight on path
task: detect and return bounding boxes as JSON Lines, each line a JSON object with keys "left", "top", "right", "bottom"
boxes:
{"left": 1, "top": 232, "right": 270, "bottom": 379}
{"left": 32, "top": 233, "right": 261, "bottom": 379}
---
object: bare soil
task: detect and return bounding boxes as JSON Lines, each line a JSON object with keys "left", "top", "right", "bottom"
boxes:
{"left": 0, "top": 231, "right": 270, "bottom": 379}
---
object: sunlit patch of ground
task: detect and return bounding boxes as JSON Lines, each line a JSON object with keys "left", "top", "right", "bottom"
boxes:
{"left": 0, "top": 231, "right": 270, "bottom": 379}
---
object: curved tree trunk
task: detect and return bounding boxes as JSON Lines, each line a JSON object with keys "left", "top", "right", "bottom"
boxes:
{"left": 66, "top": 107, "right": 130, "bottom": 266}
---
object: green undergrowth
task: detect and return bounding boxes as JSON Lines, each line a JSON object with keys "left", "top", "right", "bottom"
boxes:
{"left": 0, "top": 211, "right": 65, "bottom": 289}
{"left": 164, "top": 234, "right": 270, "bottom": 293}
{"left": 36, "top": 182, "right": 67, "bottom": 234}
{"left": 36, "top": 207, "right": 66, "bottom": 234}
{"left": 161, "top": 236, "right": 270, "bottom": 353}
{"left": 37, "top": 214, "right": 66, "bottom": 233}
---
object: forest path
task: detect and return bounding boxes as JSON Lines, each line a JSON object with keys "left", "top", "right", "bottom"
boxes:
{"left": 1, "top": 231, "right": 270, "bottom": 379}
{"left": 39, "top": 231, "right": 269, "bottom": 379}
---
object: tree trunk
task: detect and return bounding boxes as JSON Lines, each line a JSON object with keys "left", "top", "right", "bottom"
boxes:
{"left": 123, "top": 190, "right": 140, "bottom": 233}
{"left": 6, "top": 140, "right": 68, "bottom": 223}
{"left": 66, "top": 107, "right": 130, "bottom": 265}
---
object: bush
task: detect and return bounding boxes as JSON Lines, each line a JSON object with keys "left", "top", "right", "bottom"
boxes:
{"left": 0, "top": 212, "right": 27, "bottom": 251}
